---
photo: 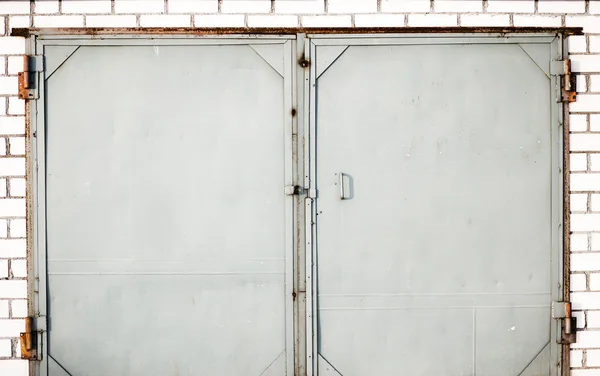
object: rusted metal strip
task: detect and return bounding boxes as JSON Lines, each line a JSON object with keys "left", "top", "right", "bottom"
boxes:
{"left": 20, "top": 317, "right": 36, "bottom": 360}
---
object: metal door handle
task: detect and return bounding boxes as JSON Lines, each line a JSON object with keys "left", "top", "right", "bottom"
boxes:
{"left": 339, "top": 172, "right": 345, "bottom": 200}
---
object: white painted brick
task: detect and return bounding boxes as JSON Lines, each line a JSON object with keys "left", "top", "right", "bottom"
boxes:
{"left": 0, "top": 219, "right": 6, "bottom": 237}
{"left": 0, "top": 158, "right": 25, "bottom": 177}
{"left": 0, "top": 57, "right": 4, "bottom": 75}
{"left": 0, "top": 360, "right": 28, "bottom": 375}
{"left": 570, "top": 95, "right": 600, "bottom": 113}
{"left": 9, "top": 16, "right": 31, "bottom": 31}
{"left": 591, "top": 75, "right": 600, "bottom": 93}
{"left": 460, "top": 14, "right": 510, "bottom": 27}
{"left": 568, "top": 36, "right": 587, "bottom": 53}
{"left": 0, "top": 37, "right": 25, "bottom": 55}
{"left": 115, "top": 0, "right": 164, "bottom": 13}
{"left": 592, "top": 154, "right": 600, "bottom": 172}
{"left": 576, "top": 74, "right": 587, "bottom": 93}
{"left": 9, "top": 178, "right": 26, "bottom": 197}
{"left": 592, "top": 194, "right": 600, "bottom": 212}
{"left": 167, "top": 0, "right": 218, "bottom": 13}
{"left": 0, "top": 239, "right": 25, "bottom": 258}
{"left": 571, "top": 369, "right": 600, "bottom": 376}
{"left": 34, "top": 0, "right": 59, "bottom": 14}
{"left": 0, "top": 339, "right": 10, "bottom": 357}
{"left": 591, "top": 1, "right": 600, "bottom": 14}
{"left": 327, "top": 0, "right": 378, "bottom": 14}
{"left": 34, "top": 15, "right": 85, "bottom": 27}
{"left": 140, "top": 15, "right": 191, "bottom": 27}
{"left": 587, "top": 349, "right": 600, "bottom": 367}
{"left": 0, "top": 77, "right": 17, "bottom": 96}
{"left": 408, "top": 14, "right": 458, "bottom": 27}
{"left": 247, "top": 15, "right": 299, "bottom": 27}
{"left": 571, "top": 253, "right": 600, "bottom": 272}
{"left": 571, "top": 193, "right": 588, "bottom": 212}
{"left": 571, "top": 56, "right": 600, "bottom": 73}
{"left": 513, "top": 15, "right": 561, "bottom": 27}
{"left": 0, "top": 260, "right": 7, "bottom": 279}
{"left": 10, "top": 300, "right": 26, "bottom": 318}
{"left": 486, "top": 0, "right": 534, "bottom": 13}
{"left": 573, "top": 310, "right": 586, "bottom": 329}
{"left": 0, "top": 117, "right": 24, "bottom": 136}
{"left": 0, "top": 141, "right": 5, "bottom": 156}
{"left": 8, "top": 98, "right": 24, "bottom": 116}
{"left": 7, "top": 57, "right": 23, "bottom": 76}
{"left": 571, "top": 214, "right": 600, "bottom": 231}
{"left": 538, "top": 0, "right": 585, "bottom": 14}
{"left": 194, "top": 14, "right": 245, "bottom": 27}
{"left": 9, "top": 138, "right": 25, "bottom": 156}
{"left": 571, "top": 349, "right": 583, "bottom": 367}
{"left": 10, "top": 218, "right": 25, "bottom": 238}
{"left": 221, "top": 1, "right": 271, "bottom": 13}
{"left": 85, "top": 15, "right": 138, "bottom": 27}
{"left": 570, "top": 114, "right": 588, "bottom": 132}
{"left": 589, "top": 310, "right": 600, "bottom": 327}
{"left": 0, "top": 1, "right": 30, "bottom": 15}
{"left": 0, "top": 280, "right": 26, "bottom": 299}
{"left": 0, "top": 179, "right": 5, "bottom": 198}
{"left": 571, "top": 273, "right": 587, "bottom": 291}
{"left": 275, "top": 0, "right": 324, "bottom": 14}
{"left": 591, "top": 114, "right": 600, "bottom": 132}
{"left": 571, "top": 153, "right": 588, "bottom": 171}
{"left": 434, "top": 0, "right": 482, "bottom": 13}
{"left": 593, "top": 234, "right": 600, "bottom": 251}
{"left": 355, "top": 14, "right": 405, "bottom": 27}
{"left": 0, "top": 199, "right": 25, "bottom": 217}
{"left": 10, "top": 259, "right": 26, "bottom": 278}
{"left": 301, "top": 15, "right": 352, "bottom": 27}
{"left": 62, "top": 0, "right": 111, "bottom": 14}
{"left": 572, "top": 135, "right": 600, "bottom": 152}
{"left": 566, "top": 16, "right": 600, "bottom": 34}
{"left": 0, "top": 101, "right": 5, "bottom": 116}
{"left": 381, "top": 0, "right": 430, "bottom": 12}
{"left": 591, "top": 36, "right": 600, "bottom": 53}
{"left": 571, "top": 292, "right": 600, "bottom": 310}
{"left": 592, "top": 273, "right": 600, "bottom": 290}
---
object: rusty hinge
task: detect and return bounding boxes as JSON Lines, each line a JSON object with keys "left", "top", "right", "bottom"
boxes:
{"left": 552, "top": 301, "right": 577, "bottom": 345}
{"left": 551, "top": 59, "right": 576, "bottom": 103}
{"left": 20, "top": 317, "right": 39, "bottom": 360}
{"left": 18, "top": 55, "right": 43, "bottom": 100}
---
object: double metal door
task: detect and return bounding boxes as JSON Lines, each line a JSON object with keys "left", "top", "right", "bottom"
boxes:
{"left": 30, "top": 33, "right": 564, "bottom": 376}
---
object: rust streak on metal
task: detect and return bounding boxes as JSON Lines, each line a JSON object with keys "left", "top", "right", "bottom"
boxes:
{"left": 20, "top": 317, "right": 35, "bottom": 360}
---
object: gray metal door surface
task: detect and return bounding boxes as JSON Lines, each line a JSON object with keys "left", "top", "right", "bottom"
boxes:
{"left": 307, "top": 35, "right": 563, "bottom": 376}
{"left": 32, "top": 37, "right": 295, "bottom": 376}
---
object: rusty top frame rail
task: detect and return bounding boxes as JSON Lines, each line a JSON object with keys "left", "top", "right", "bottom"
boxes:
{"left": 12, "top": 26, "right": 583, "bottom": 38}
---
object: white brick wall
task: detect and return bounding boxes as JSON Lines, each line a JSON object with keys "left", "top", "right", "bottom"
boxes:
{"left": 0, "top": 1, "right": 598, "bottom": 375}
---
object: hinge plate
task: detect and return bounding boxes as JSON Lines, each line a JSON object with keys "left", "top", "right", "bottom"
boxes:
{"left": 552, "top": 301, "right": 577, "bottom": 344}
{"left": 18, "top": 55, "right": 43, "bottom": 100}
{"left": 552, "top": 301, "right": 570, "bottom": 319}
{"left": 551, "top": 59, "right": 576, "bottom": 103}
{"left": 20, "top": 317, "right": 39, "bottom": 360}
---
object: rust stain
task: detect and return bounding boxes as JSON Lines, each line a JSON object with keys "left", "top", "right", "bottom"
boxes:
{"left": 20, "top": 317, "right": 36, "bottom": 360}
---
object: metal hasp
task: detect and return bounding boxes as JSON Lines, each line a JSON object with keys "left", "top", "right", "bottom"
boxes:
{"left": 550, "top": 59, "right": 577, "bottom": 103}
{"left": 20, "top": 317, "right": 38, "bottom": 360}
{"left": 552, "top": 301, "right": 577, "bottom": 344}
{"left": 18, "top": 55, "right": 43, "bottom": 100}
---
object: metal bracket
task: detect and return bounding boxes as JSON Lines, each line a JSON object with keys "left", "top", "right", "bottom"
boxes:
{"left": 551, "top": 59, "right": 576, "bottom": 103}
{"left": 552, "top": 301, "right": 577, "bottom": 344}
{"left": 285, "top": 185, "right": 306, "bottom": 196}
{"left": 18, "top": 55, "right": 43, "bottom": 100}
{"left": 20, "top": 317, "right": 40, "bottom": 360}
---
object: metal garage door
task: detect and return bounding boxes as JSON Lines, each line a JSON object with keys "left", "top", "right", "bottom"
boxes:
{"left": 306, "top": 35, "right": 563, "bottom": 376}
{"left": 32, "top": 37, "right": 295, "bottom": 376}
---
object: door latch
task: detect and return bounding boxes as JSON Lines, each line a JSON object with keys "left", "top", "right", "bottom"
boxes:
{"left": 552, "top": 301, "right": 577, "bottom": 344}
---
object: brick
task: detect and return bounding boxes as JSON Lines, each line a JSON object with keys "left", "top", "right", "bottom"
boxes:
{"left": 0, "top": 77, "right": 17, "bottom": 96}
{"left": 10, "top": 259, "right": 26, "bottom": 278}
{"left": 0, "top": 1, "right": 30, "bottom": 15}
{"left": 0, "top": 280, "right": 26, "bottom": 299}
{"left": 0, "top": 319, "right": 24, "bottom": 338}
{"left": 571, "top": 135, "right": 600, "bottom": 152}
{"left": 0, "top": 141, "right": 5, "bottom": 156}
{"left": 0, "top": 239, "right": 25, "bottom": 258}
{"left": 460, "top": 14, "right": 510, "bottom": 27}
{"left": 355, "top": 14, "right": 405, "bottom": 27}
{"left": 34, "top": 15, "right": 85, "bottom": 28}
{"left": 570, "top": 95, "right": 600, "bottom": 113}
{"left": 275, "top": 0, "right": 324, "bottom": 14}
{"left": 570, "top": 153, "right": 587, "bottom": 171}
{"left": 592, "top": 194, "right": 600, "bottom": 212}
{"left": 571, "top": 253, "right": 600, "bottom": 272}
{"left": 408, "top": 14, "right": 458, "bottom": 27}
{"left": 0, "top": 100, "right": 5, "bottom": 116}
{"left": 381, "top": 0, "right": 430, "bottom": 12}
{"left": 221, "top": 1, "right": 271, "bottom": 13}
{"left": 168, "top": 0, "right": 218, "bottom": 13}
{"left": 566, "top": 16, "right": 600, "bottom": 34}
{"left": 538, "top": 0, "right": 585, "bottom": 14}
{"left": 591, "top": 36, "right": 600, "bottom": 53}
{"left": 62, "top": 0, "right": 111, "bottom": 14}
{"left": 571, "top": 273, "right": 587, "bottom": 291}
{"left": 592, "top": 115, "right": 600, "bottom": 132}
{"left": 568, "top": 36, "right": 587, "bottom": 53}
{"left": 85, "top": 15, "right": 137, "bottom": 27}
{"left": 576, "top": 74, "right": 587, "bottom": 93}
{"left": 572, "top": 369, "right": 600, "bottom": 376}
{"left": 0, "top": 219, "right": 6, "bottom": 237}
{"left": 571, "top": 349, "right": 583, "bottom": 367}
{"left": 0, "top": 360, "right": 28, "bottom": 375}
{"left": 247, "top": 15, "right": 299, "bottom": 27}
{"left": 573, "top": 310, "right": 586, "bottom": 329}
{"left": 593, "top": 234, "right": 600, "bottom": 251}
{"left": 0, "top": 339, "right": 10, "bottom": 357}
{"left": 7, "top": 57, "right": 23, "bottom": 76}
{"left": 591, "top": 75, "right": 600, "bottom": 93}
{"left": 486, "top": 0, "right": 534, "bottom": 13}
{"left": 588, "top": 349, "right": 600, "bottom": 367}
{"left": 327, "top": 0, "right": 378, "bottom": 14}
{"left": 0, "top": 260, "right": 7, "bottom": 279}
{"left": 8, "top": 138, "right": 25, "bottom": 156}
{"left": 589, "top": 310, "right": 600, "bottom": 327}
{"left": 571, "top": 214, "right": 600, "bottom": 231}
{"left": 139, "top": 15, "right": 191, "bottom": 27}
{"left": 571, "top": 56, "right": 600, "bottom": 73}
{"left": 513, "top": 15, "right": 561, "bottom": 27}
{"left": 9, "top": 16, "right": 31, "bottom": 31}
{"left": 0, "top": 199, "right": 25, "bottom": 217}
{"left": 9, "top": 218, "right": 25, "bottom": 238}
{"left": 8, "top": 98, "right": 24, "bottom": 115}
{"left": 0, "top": 179, "right": 5, "bottom": 198}
{"left": 571, "top": 193, "right": 588, "bottom": 212}
{"left": 194, "top": 14, "right": 245, "bottom": 27}
{"left": 571, "top": 292, "right": 600, "bottom": 310}
{"left": 301, "top": 15, "right": 352, "bottom": 27}
{"left": 0, "top": 158, "right": 25, "bottom": 177}
{"left": 570, "top": 114, "right": 587, "bottom": 132}
{"left": 592, "top": 154, "right": 600, "bottom": 172}
{"left": 9, "top": 178, "right": 25, "bottom": 197}
{"left": 10, "top": 300, "right": 26, "bottom": 318}
{"left": 34, "top": 0, "right": 59, "bottom": 14}
{"left": 0, "top": 37, "right": 25, "bottom": 55}
{"left": 592, "top": 273, "right": 600, "bottom": 290}
{"left": 592, "top": 1, "right": 600, "bottom": 14}
{"left": 435, "top": 0, "right": 482, "bottom": 12}
{"left": 115, "top": 0, "right": 164, "bottom": 13}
